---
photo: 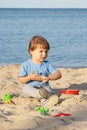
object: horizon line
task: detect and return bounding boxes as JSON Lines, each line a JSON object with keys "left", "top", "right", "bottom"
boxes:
{"left": 0, "top": 7, "right": 87, "bottom": 9}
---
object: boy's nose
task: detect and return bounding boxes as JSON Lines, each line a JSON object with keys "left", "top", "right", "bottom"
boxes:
{"left": 43, "top": 52, "right": 47, "bottom": 55}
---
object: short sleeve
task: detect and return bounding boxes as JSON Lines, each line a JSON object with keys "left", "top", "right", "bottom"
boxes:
{"left": 19, "top": 63, "right": 28, "bottom": 76}
{"left": 46, "top": 61, "right": 57, "bottom": 74}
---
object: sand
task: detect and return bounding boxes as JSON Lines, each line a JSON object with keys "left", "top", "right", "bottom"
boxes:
{"left": 0, "top": 64, "right": 87, "bottom": 130}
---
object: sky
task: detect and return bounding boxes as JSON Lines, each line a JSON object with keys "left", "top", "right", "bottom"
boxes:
{"left": 0, "top": 0, "right": 87, "bottom": 8}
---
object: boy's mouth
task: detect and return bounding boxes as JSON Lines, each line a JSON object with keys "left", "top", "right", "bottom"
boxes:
{"left": 41, "top": 57, "right": 46, "bottom": 60}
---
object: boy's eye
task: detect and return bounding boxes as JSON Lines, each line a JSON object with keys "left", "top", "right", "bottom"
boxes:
{"left": 40, "top": 50, "right": 43, "bottom": 53}
{"left": 45, "top": 51, "right": 48, "bottom": 53}
{"left": 39, "top": 50, "right": 48, "bottom": 53}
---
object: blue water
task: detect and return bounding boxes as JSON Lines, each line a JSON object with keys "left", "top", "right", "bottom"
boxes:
{"left": 0, "top": 8, "right": 87, "bottom": 68}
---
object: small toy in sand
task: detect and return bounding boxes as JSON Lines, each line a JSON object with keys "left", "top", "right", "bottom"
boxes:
{"left": 53, "top": 112, "right": 71, "bottom": 117}
{"left": 36, "top": 106, "right": 49, "bottom": 115}
{"left": 4, "top": 93, "right": 13, "bottom": 104}
{"left": 60, "top": 89, "right": 79, "bottom": 95}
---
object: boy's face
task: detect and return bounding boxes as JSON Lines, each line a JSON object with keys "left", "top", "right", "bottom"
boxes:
{"left": 30, "top": 46, "right": 48, "bottom": 63}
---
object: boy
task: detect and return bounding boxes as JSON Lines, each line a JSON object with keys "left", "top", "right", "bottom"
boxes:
{"left": 19, "top": 36, "right": 62, "bottom": 107}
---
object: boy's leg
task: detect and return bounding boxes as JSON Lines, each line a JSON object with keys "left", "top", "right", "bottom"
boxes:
{"left": 22, "top": 85, "right": 59, "bottom": 107}
{"left": 39, "top": 86, "right": 59, "bottom": 107}
{"left": 44, "top": 86, "right": 53, "bottom": 93}
{"left": 22, "top": 85, "right": 55, "bottom": 98}
{"left": 22, "top": 86, "right": 41, "bottom": 98}
{"left": 41, "top": 95, "right": 59, "bottom": 107}
{"left": 39, "top": 86, "right": 56, "bottom": 99}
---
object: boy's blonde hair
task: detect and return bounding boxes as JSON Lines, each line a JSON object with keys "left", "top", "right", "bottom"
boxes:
{"left": 28, "top": 36, "right": 50, "bottom": 54}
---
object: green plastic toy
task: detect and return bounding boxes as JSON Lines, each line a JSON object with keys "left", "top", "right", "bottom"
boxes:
{"left": 4, "top": 93, "right": 13, "bottom": 104}
{"left": 36, "top": 106, "right": 49, "bottom": 115}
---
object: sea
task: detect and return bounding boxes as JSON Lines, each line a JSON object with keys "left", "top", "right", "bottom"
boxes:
{"left": 0, "top": 8, "right": 87, "bottom": 68}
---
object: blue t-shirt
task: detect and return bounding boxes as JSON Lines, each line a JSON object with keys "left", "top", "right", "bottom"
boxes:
{"left": 19, "top": 59, "right": 57, "bottom": 87}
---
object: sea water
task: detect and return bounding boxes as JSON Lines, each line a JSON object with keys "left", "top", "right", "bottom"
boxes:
{"left": 0, "top": 8, "right": 87, "bottom": 68}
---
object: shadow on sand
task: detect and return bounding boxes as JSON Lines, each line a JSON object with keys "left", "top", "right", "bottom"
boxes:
{"left": 53, "top": 82, "right": 87, "bottom": 95}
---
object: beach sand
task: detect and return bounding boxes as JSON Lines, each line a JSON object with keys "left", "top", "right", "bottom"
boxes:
{"left": 0, "top": 64, "right": 87, "bottom": 130}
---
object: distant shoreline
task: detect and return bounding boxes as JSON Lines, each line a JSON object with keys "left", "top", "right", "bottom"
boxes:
{"left": 0, "top": 8, "right": 87, "bottom": 9}
{"left": 0, "top": 63, "right": 87, "bottom": 69}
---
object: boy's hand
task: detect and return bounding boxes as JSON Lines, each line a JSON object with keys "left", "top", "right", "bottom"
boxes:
{"left": 29, "top": 71, "right": 49, "bottom": 83}
{"left": 29, "top": 71, "right": 46, "bottom": 81}
{"left": 19, "top": 71, "right": 44, "bottom": 83}
{"left": 41, "top": 76, "right": 50, "bottom": 84}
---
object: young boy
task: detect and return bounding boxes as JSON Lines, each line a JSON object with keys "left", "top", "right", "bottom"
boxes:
{"left": 19, "top": 36, "right": 62, "bottom": 107}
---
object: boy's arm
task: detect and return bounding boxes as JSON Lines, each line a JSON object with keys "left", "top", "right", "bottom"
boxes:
{"left": 48, "top": 70, "right": 62, "bottom": 80}
{"left": 19, "top": 70, "right": 62, "bottom": 84}
{"left": 41, "top": 70, "right": 62, "bottom": 84}
{"left": 19, "top": 71, "right": 45, "bottom": 84}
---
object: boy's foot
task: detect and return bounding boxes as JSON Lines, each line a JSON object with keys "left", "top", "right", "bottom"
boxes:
{"left": 41, "top": 94, "right": 59, "bottom": 107}
{"left": 39, "top": 88, "right": 53, "bottom": 99}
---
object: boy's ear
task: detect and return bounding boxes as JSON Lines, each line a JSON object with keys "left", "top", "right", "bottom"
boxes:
{"left": 29, "top": 49, "right": 33, "bottom": 54}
